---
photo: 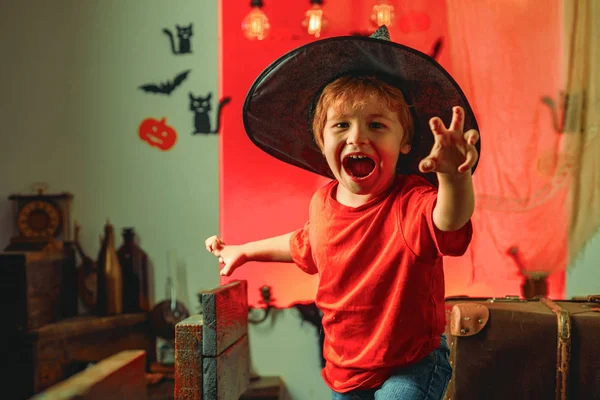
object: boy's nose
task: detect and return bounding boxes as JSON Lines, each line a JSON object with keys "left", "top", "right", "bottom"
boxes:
{"left": 346, "top": 126, "right": 369, "bottom": 145}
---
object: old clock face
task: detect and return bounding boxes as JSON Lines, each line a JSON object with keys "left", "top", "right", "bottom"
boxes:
{"left": 16, "top": 200, "right": 62, "bottom": 238}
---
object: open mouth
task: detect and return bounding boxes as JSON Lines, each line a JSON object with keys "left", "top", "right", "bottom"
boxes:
{"left": 342, "top": 154, "right": 376, "bottom": 179}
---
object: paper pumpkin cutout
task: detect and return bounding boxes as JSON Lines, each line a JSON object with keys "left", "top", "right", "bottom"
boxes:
{"left": 139, "top": 117, "right": 178, "bottom": 151}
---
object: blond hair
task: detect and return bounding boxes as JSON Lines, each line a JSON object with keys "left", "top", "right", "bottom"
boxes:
{"left": 311, "top": 75, "right": 413, "bottom": 150}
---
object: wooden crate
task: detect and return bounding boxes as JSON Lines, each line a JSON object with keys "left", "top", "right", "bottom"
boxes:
{"left": 0, "top": 244, "right": 77, "bottom": 335}
{"left": 1, "top": 313, "right": 153, "bottom": 400}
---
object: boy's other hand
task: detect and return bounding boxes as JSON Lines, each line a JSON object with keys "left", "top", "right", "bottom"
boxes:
{"left": 204, "top": 235, "right": 248, "bottom": 276}
{"left": 419, "top": 106, "right": 479, "bottom": 176}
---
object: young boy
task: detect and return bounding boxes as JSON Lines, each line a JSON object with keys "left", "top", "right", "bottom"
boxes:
{"left": 206, "top": 26, "right": 480, "bottom": 399}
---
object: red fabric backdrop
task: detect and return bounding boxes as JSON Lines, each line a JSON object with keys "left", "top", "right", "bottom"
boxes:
{"left": 219, "top": 0, "right": 565, "bottom": 307}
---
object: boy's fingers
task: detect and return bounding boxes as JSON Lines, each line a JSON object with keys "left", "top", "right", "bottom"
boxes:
{"left": 220, "top": 263, "right": 232, "bottom": 276}
{"left": 419, "top": 157, "right": 437, "bottom": 173}
{"left": 205, "top": 236, "right": 214, "bottom": 251}
{"left": 429, "top": 117, "right": 446, "bottom": 135}
{"left": 205, "top": 236, "right": 220, "bottom": 251}
{"left": 206, "top": 236, "right": 225, "bottom": 253}
{"left": 205, "top": 235, "right": 218, "bottom": 244}
{"left": 464, "top": 129, "right": 479, "bottom": 145}
{"left": 458, "top": 146, "right": 478, "bottom": 172}
{"left": 449, "top": 106, "right": 465, "bottom": 133}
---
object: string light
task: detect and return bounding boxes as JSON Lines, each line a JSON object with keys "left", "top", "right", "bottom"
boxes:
{"left": 302, "top": 0, "right": 328, "bottom": 38}
{"left": 242, "top": 0, "right": 270, "bottom": 40}
{"left": 371, "top": 0, "right": 395, "bottom": 28}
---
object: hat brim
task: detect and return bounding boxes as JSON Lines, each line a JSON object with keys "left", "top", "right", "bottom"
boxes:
{"left": 243, "top": 36, "right": 480, "bottom": 186}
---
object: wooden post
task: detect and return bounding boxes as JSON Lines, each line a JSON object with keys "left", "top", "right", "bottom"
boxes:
{"left": 202, "top": 280, "right": 250, "bottom": 400}
{"left": 174, "top": 315, "right": 204, "bottom": 399}
{"left": 174, "top": 280, "right": 250, "bottom": 400}
{"left": 203, "top": 335, "right": 250, "bottom": 400}
{"left": 201, "top": 280, "right": 249, "bottom": 357}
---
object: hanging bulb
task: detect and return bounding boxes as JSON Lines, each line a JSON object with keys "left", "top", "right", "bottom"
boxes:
{"left": 371, "top": 0, "right": 395, "bottom": 28}
{"left": 302, "top": 0, "right": 327, "bottom": 38}
{"left": 242, "top": 0, "right": 270, "bottom": 40}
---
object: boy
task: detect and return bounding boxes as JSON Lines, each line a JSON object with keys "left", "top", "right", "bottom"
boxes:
{"left": 206, "top": 26, "right": 480, "bottom": 399}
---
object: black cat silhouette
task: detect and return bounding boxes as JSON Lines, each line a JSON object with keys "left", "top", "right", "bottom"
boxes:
{"left": 189, "top": 92, "right": 231, "bottom": 135}
{"left": 163, "top": 24, "right": 193, "bottom": 55}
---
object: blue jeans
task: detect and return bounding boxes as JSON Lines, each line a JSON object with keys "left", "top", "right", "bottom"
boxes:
{"left": 331, "top": 335, "right": 452, "bottom": 400}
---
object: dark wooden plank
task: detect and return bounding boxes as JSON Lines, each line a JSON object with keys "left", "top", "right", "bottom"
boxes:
{"left": 30, "top": 350, "right": 147, "bottom": 400}
{"left": 32, "top": 313, "right": 152, "bottom": 395}
{"left": 203, "top": 335, "right": 250, "bottom": 400}
{"left": 201, "top": 280, "right": 248, "bottom": 357}
{"left": 174, "top": 315, "right": 203, "bottom": 400}
{"left": 30, "top": 313, "right": 150, "bottom": 341}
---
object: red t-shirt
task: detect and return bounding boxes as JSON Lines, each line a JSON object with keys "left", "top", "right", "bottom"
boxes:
{"left": 289, "top": 174, "right": 472, "bottom": 393}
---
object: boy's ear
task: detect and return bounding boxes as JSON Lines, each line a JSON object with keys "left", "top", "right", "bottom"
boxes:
{"left": 401, "top": 143, "right": 411, "bottom": 154}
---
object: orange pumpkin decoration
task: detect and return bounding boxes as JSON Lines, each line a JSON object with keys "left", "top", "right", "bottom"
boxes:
{"left": 139, "top": 117, "right": 177, "bottom": 151}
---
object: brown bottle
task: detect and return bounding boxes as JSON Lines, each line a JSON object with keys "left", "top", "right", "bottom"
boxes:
{"left": 117, "top": 228, "right": 150, "bottom": 313}
{"left": 96, "top": 221, "right": 123, "bottom": 315}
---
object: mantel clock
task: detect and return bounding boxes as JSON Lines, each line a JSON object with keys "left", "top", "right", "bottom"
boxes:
{"left": 5, "top": 183, "right": 73, "bottom": 252}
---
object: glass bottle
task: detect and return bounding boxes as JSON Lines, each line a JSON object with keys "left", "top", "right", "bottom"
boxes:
{"left": 117, "top": 227, "right": 150, "bottom": 313}
{"left": 96, "top": 221, "right": 123, "bottom": 315}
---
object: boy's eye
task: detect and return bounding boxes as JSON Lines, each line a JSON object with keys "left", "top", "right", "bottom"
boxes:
{"left": 334, "top": 122, "right": 349, "bottom": 128}
{"left": 370, "top": 122, "right": 385, "bottom": 129}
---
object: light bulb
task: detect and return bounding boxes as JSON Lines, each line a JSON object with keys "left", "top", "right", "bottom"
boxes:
{"left": 302, "top": 3, "right": 327, "bottom": 38}
{"left": 371, "top": 0, "right": 395, "bottom": 27}
{"left": 242, "top": 6, "right": 270, "bottom": 40}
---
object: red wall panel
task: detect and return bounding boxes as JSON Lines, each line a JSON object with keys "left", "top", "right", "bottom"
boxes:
{"left": 220, "top": 0, "right": 454, "bottom": 307}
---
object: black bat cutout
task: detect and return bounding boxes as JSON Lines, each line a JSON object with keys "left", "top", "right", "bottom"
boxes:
{"left": 139, "top": 69, "right": 191, "bottom": 95}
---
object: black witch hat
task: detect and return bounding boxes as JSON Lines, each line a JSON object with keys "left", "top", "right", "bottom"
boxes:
{"left": 243, "top": 26, "right": 480, "bottom": 185}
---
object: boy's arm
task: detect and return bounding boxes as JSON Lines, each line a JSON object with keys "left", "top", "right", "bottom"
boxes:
{"left": 418, "top": 106, "right": 479, "bottom": 232}
{"left": 239, "top": 233, "right": 294, "bottom": 262}
{"left": 205, "top": 232, "right": 294, "bottom": 276}
{"left": 434, "top": 171, "right": 475, "bottom": 231}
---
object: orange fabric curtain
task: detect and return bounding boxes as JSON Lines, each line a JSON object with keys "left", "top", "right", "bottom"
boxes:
{"left": 444, "top": 0, "right": 566, "bottom": 297}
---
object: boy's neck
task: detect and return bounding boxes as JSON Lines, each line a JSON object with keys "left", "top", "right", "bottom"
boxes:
{"left": 333, "top": 177, "right": 397, "bottom": 208}
{"left": 334, "top": 188, "right": 372, "bottom": 208}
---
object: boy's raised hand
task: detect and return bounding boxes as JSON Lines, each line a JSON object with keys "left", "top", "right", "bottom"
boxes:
{"left": 205, "top": 235, "right": 247, "bottom": 276}
{"left": 419, "top": 106, "right": 479, "bottom": 176}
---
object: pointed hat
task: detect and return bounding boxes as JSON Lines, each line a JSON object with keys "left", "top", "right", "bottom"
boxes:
{"left": 242, "top": 26, "right": 480, "bottom": 185}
